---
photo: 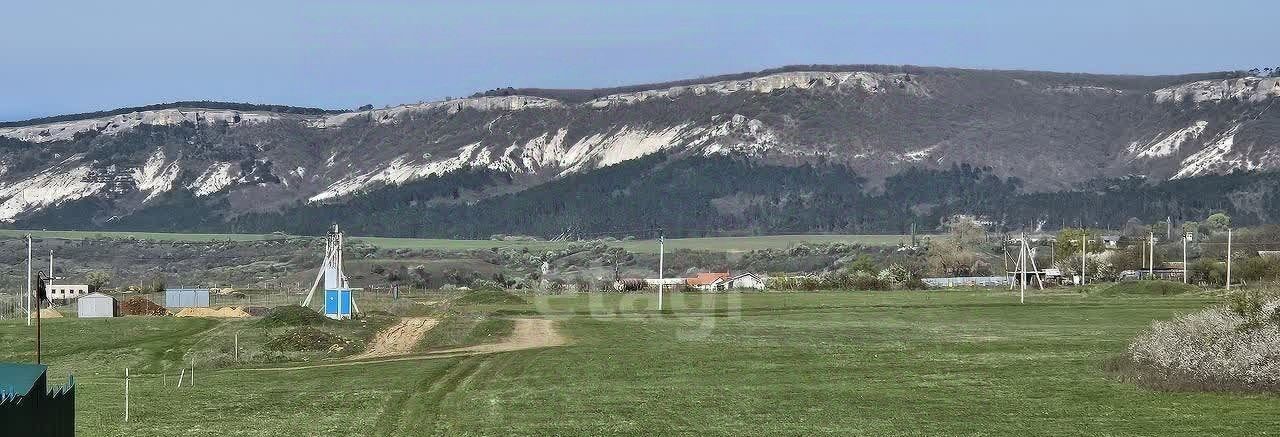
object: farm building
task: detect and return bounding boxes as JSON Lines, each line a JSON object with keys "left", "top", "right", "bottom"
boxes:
{"left": 166, "top": 288, "right": 210, "bottom": 308}
{"left": 78, "top": 292, "right": 117, "bottom": 318}
{"left": 1102, "top": 235, "right": 1121, "bottom": 248}
{"left": 686, "top": 272, "right": 730, "bottom": 290}
{"left": 710, "top": 273, "right": 767, "bottom": 290}
{"left": 0, "top": 363, "right": 76, "bottom": 436}
{"left": 685, "top": 272, "right": 767, "bottom": 291}
{"left": 47, "top": 284, "right": 89, "bottom": 302}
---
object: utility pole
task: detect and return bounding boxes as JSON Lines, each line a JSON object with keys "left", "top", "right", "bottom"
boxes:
{"left": 1019, "top": 235, "right": 1027, "bottom": 304}
{"left": 1226, "top": 228, "right": 1233, "bottom": 291}
{"left": 1016, "top": 235, "right": 1042, "bottom": 302}
{"left": 35, "top": 271, "right": 46, "bottom": 364}
{"left": 1140, "top": 238, "right": 1145, "bottom": 277}
{"left": 1182, "top": 232, "right": 1189, "bottom": 284}
{"left": 1081, "top": 235, "right": 1087, "bottom": 286}
{"left": 1152, "top": 231, "right": 1162, "bottom": 275}
{"left": 657, "top": 231, "right": 665, "bottom": 312}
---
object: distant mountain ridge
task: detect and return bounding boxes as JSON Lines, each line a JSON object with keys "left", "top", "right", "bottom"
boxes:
{"left": 1, "top": 64, "right": 1279, "bottom": 235}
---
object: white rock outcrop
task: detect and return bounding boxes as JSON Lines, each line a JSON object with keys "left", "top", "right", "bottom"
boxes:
{"left": 0, "top": 109, "right": 282, "bottom": 143}
{"left": 1154, "top": 77, "right": 1280, "bottom": 103}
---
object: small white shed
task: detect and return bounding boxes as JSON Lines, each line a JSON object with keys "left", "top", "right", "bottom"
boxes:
{"left": 714, "top": 273, "right": 767, "bottom": 290}
{"left": 78, "top": 293, "right": 117, "bottom": 318}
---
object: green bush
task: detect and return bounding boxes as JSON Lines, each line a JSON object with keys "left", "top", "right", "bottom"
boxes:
{"left": 847, "top": 274, "right": 890, "bottom": 291}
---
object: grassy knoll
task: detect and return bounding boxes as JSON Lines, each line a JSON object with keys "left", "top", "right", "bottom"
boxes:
{"left": 2, "top": 290, "right": 1274, "bottom": 435}
{"left": 0, "top": 228, "right": 913, "bottom": 252}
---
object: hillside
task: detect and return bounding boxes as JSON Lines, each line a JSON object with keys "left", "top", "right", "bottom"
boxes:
{"left": 2, "top": 65, "right": 1280, "bottom": 235}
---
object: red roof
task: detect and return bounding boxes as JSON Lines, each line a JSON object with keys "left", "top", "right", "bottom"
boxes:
{"left": 686, "top": 272, "right": 729, "bottom": 286}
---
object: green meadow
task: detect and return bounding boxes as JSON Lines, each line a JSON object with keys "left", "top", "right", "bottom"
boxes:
{"left": 1, "top": 290, "right": 1271, "bottom": 436}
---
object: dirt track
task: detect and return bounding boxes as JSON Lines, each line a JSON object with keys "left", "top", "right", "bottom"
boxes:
{"left": 438, "top": 318, "right": 566, "bottom": 354}
{"left": 351, "top": 317, "right": 439, "bottom": 359}
{"left": 240, "top": 318, "right": 565, "bottom": 372}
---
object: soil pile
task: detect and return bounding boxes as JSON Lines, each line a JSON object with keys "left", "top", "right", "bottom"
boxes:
{"left": 266, "top": 326, "right": 349, "bottom": 352}
{"left": 175, "top": 307, "right": 251, "bottom": 318}
{"left": 37, "top": 308, "right": 63, "bottom": 318}
{"left": 120, "top": 297, "right": 168, "bottom": 316}
{"left": 259, "top": 305, "right": 327, "bottom": 327}
{"left": 351, "top": 317, "right": 439, "bottom": 359}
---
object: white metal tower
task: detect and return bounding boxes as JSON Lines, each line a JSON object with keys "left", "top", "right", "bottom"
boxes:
{"left": 1008, "top": 234, "right": 1043, "bottom": 303}
{"left": 302, "top": 225, "right": 359, "bottom": 319}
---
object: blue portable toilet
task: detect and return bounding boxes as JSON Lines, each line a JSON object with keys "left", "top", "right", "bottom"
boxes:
{"left": 324, "top": 288, "right": 352, "bottom": 320}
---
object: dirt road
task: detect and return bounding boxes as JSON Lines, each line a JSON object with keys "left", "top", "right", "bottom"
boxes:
{"left": 240, "top": 318, "right": 565, "bottom": 372}
{"left": 437, "top": 318, "right": 566, "bottom": 354}
{"left": 351, "top": 317, "right": 439, "bottom": 359}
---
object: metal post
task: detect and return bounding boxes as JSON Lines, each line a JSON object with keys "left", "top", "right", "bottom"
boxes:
{"left": 1226, "top": 228, "right": 1232, "bottom": 291}
{"left": 125, "top": 367, "right": 130, "bottom": 422}
{"left": 26, "top": 235, "right": 32, "bottom": 326}
{"left": 657, "top": 233, "right": 664, "bottom": 312}
{"left": 35, "top": 275, "right": 41, "bottom": 364}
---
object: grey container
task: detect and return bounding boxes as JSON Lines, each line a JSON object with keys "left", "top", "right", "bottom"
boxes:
{"left": 165, "top": 289, "right": 210, "bottom": 308}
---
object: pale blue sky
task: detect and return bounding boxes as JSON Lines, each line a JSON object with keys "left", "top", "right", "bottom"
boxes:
{"left": 3, "top": 0, "right": 1275, "bottom": 121}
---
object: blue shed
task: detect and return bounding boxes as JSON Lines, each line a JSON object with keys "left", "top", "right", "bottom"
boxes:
{"left": 324, "top": 288, "right": 352, "bottom": 320}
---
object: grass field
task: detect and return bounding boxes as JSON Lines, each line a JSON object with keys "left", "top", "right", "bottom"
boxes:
{"left": 0, "top": 229, "right": 913, "bottom": 252}
{"left": 2, "top": 290, "right": 1272, "bottom": 435}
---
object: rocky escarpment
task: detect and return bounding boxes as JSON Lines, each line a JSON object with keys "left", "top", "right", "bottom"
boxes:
{"left": 0, "top": 66, "right": 1278, "bottom": 228}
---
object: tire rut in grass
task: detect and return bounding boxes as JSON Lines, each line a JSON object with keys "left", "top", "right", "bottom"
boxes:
{"left": 371, "top": 357, "right": 458, "bottom": 436}
{"left": 390, "top": 356, "right": 485, "bottom": 435}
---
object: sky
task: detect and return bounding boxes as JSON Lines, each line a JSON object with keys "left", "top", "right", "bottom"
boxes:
{"left": 2, "top": 0, "right": 1276, "bottom": 121}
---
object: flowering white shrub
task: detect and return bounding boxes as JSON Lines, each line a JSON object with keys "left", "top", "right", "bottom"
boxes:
{"left": 1127, "top": 292, "right": 1280, "bottom": 388}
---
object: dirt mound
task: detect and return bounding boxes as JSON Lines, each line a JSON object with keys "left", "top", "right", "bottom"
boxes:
{"left": 266, "top": 326, "right": 349, "bottom": 352}
{"left": 175, "top": 307, "right": 251, "bottom": 318}
{"left": 351, "top": 317, "right": 439, "bottom": 359}
{"left": 244, "top": 306, "right": 271, "bottom": 317}
{"left": 37, "top": 308, "right": 63, "bottom": 318}
{"left": 259, "top": 305, "right": 327, "bottom": 327}
{"left": 120, "top": 297, "right": 168, "bottom": 316}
